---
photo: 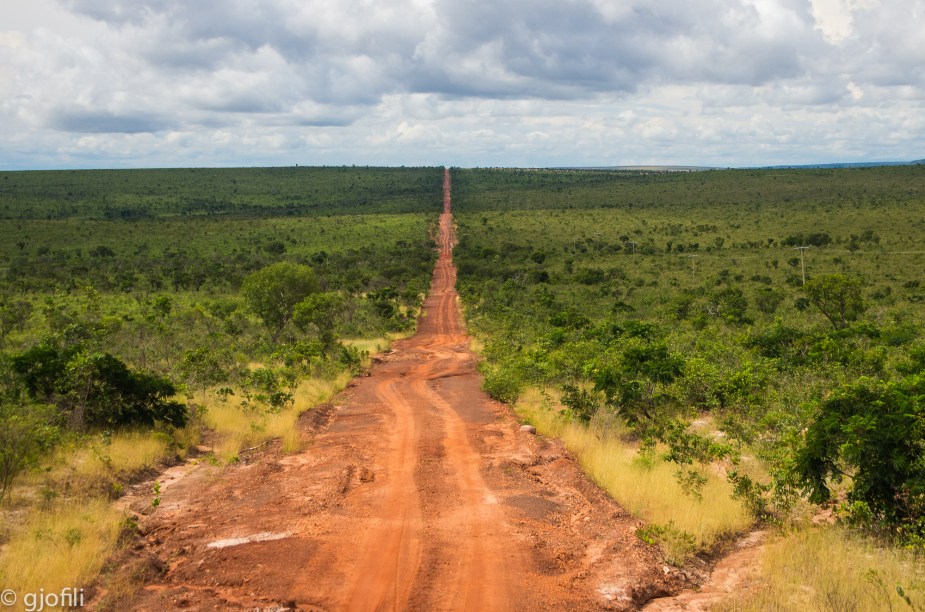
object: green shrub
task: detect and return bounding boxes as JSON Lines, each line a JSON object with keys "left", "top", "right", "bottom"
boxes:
{"left": 12, "top": 344, "right": 187, "bottom": 429}
{"left": 794, "top": 375, "right": 925, "bottom": 541}
{"left": 480, "top": 366, "right": 523, "bottom": 404}
{"left": 0, "top": 402, "right": 59, "bottom": 502}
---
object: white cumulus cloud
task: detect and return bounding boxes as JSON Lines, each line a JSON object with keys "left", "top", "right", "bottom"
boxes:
{"left": 0, "top": 0, "right": 922, "bottom": 168}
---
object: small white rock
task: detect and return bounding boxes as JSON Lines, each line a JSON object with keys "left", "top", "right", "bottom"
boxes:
{"left": 520, "top": 425, "right": 537, "bottom": 434}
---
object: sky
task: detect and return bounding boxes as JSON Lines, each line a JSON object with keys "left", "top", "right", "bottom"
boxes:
{"left": 0, "top": 0, "right": 923, "bottom": 170}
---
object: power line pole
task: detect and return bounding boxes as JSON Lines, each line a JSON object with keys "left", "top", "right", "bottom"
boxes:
{"left": 793, "top": 246, "right": 811, "bottom": 285}
{"left": 627, "top": 241, "right": 637, "bottom": 255}
{"left": 686, "top": 254, "right": 699, "bottom": 279}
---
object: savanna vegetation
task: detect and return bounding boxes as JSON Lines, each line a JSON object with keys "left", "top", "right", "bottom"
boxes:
{"left": 4, "top": 162, "right": 925, "bottom": 607}
{"left": 0, "top": 166, "right": 442, "bottom": 600}
{"left": 452, "top": 166, "right": 925, "bottom": 602}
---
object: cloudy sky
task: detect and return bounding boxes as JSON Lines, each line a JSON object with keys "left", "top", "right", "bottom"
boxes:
{"left": 1, "top": 0, "right": 923, "bottom": 169}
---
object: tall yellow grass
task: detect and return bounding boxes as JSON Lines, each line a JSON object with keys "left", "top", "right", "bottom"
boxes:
{"left": 716, "top": 527, "right": 925, "bottom": 610}
{"left": 1, "top": 431, "right": 176, "bottom": 607}
{"left": 69, "top": 432, "right": 171, "bottom": 480}
{"left": 515, "top": 387, "right": 752, "bottom": 561}
{"left": 0, "top": 498, "right": 121, "bottom": 599}
{"left": 342, "top": 336, "right": 388, "bottom": 356}
{"left": 204, "top": 370, "right": 353, "bottom": 461}
{"left": 21, "top": 431, "right": 176, "bottom": 498}
{"left": 343, "top": 333, "right": 406, "bottom": 362}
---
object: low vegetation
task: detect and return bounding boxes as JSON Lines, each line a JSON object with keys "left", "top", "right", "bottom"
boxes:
{"left": 203, "top": 370, "right": 354, "bottom": 461}
{"left": 0, "top": 498, "right": 122, "bottom": 599}
{"left": 4, "top": 163, "right": 924, "bottom": 604}
{"left": 718, "top": 527, "right": 925, "bottom": 610}
{"left": 515, "top": 388, "right": 751, "bottom": 563}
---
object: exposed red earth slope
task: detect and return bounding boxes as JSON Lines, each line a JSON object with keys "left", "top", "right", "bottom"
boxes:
{"left": 105, "top": 168, "right": 687, "bottom": 611}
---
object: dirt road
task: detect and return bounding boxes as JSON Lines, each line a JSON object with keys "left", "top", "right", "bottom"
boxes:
{"left": 110, "top": 168, "right": 686, "bottom": 610}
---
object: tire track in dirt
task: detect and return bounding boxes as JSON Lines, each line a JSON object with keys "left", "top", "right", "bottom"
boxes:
{"left": 345, "top": 373, "right": 424, "bottom": 611}
{"left": 105, "top": 167, "right": 688, "bottom": 611}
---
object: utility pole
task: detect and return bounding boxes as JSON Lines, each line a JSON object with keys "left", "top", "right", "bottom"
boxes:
{"left": 793, "top": 246, "right": 811, "bottom": 285}
{"left": 627, "top": 241, "right": 637, "bottom": 255}
{"left": 686, "top": 254, "right": 699, "bottom": 279}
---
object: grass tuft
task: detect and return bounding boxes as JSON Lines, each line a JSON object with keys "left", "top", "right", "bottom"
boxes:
{"left": 515, "top": 387, "right": 752, "bottom": 562}
{"left": 0, "top": 498, "right": 121, "bottom": 597}
{"left": 717, "top": 527, "right": 925, "bottom": 610}
{"left": 204, "top": 370, "right": 353, "bottom": 461}
{"left": 343, "top": 333, "right": 407, "bottom": 364}
{"left": 23, "top": 431, "right": 177, "bottom": 499}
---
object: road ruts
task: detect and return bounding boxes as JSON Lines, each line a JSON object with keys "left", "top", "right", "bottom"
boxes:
{"left": 339, "top": 168, "right": 515, "bottom": 610}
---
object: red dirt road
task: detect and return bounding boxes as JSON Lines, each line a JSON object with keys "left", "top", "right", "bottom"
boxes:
{"left": 110, "top": 169, "right": 686, "bottom": 610}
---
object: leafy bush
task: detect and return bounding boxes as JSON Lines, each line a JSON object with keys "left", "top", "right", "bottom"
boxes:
{"left": 242, "top": 262, "right": 319, "bottom": 343}
{"left": 709, "top": 287, "right": 752, "bottom": 325}
{"left": 588, "top": 337, "right": 684, "bottom": 425}
{"left": 782, "top": 232, "right": 832, "bottom": 247}
{"left": 794, "top": 375, "right": 925, "bottom": 540}
{"left": 560, "top": 383, "right": 601, "bottom": 423}
{"left": 754, "top": 287, "right": 786, "bottom": 315}
{"left": 12, "top": 344, "right": 187, "bottom": 429}
{"left": 480, "top": 366, "right": 523, "bottom": 404}
{"left": 0, "top": 402, "right": 59, "bottom": 502}
{"left": 804, "top": 273, "right": 866, "bottom": 330}
{"left": 575, "top": 267, "right": 607, "bottom": 285}
{"left": 293, "top": 291, "right": 344, "bottom": 354}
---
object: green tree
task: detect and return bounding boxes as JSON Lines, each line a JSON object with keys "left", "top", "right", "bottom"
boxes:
{"left": 293, "top": 292, "right": 344, "bottom": 355}
{"left": 794, "top": 376, "right": 925, "bottom": 537}
{"left": 589, "top": 338, "right": 684, "bottom": 425}
{"left": 42, "top": 289, "right": 106, "bottom": 349}
{"left": 560, "top": 384, "right": 601, "bottom": 424}
{"left": 754, "top": 287, "right": 786, "bottom": 315}
{"left": 804, "top": 273, "right": 865, "bottom": 330}
{"left": 240, "top": 367, "right": 293, "bottom": 413}
{"left": 710, "top": 287, "right": 752, "bottom": 325}
{"left": 241, "top": 262, "right": 319, "bottom": 343}
{"left": 0, "top": 298, "right": 33, "bottom": 347}
{"left": 12, "top": 344, "right": 187, "bottom": 429}
{"left": 0, "top": 402, "right": 59, "bottom": 503}
{"left": 64, "top": 352, "right": 188, "bottom": 429}
{"left": 178, "top": 347, "right": 230, "bottom": 404}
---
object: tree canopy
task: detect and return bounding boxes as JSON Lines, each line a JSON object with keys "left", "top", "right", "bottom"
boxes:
{"left": 804, "top": 273, "right": 865, "bottom": 330}
{"left": 242, "top": 262, "right": 319, "bottom": 343}
{"left": 794, "top": 375, "right": 925, "bottom": 536}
